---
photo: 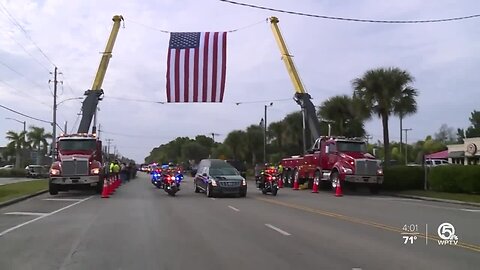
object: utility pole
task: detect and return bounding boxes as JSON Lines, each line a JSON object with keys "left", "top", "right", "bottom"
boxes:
{"left": 51, "top": 67, "right": 58, "bottom": 164}
{"left": 264, "top": 102, "right": 273, "bottom": 163}
{"left": 403, "top": 128, "right": 412, "bottom": 165}
{"left": 106, "top": 138, "right": 113, "bottom": 157}
{"left": 64, "top": 121, "right": 67, "bottom": 135}
{"left": 98, "top": 123, "right": 102, "bottom": 139}
{"left": 399, "top": 114, "right": 403, "bottom": 158}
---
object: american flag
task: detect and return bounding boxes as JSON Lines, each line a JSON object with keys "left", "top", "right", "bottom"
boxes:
{"left": 166, "top": 32, "right": 227, "bottom": 102}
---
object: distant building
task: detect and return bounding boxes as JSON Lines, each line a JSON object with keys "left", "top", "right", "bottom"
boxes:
{"left": 447, "top": 137, "right": 480, "bottom": 165}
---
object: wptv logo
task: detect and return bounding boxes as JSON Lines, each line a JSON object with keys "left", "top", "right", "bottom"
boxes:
{"left": 437, "top": 222, "right": 458, "bottom": 246}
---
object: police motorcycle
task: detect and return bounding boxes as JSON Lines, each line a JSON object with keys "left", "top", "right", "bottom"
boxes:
{"left": 150, "top": 166, "right": 163, "bottom": 189}
{"left": 162, "top": 163, "right": 184, "bottom": 196}
{"left": 257, "top": 165, "right": 279, "bottom": 196}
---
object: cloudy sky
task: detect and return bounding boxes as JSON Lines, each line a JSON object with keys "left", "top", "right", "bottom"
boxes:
{"left": 1, "top": 0, "right": 479, "bottom": 163}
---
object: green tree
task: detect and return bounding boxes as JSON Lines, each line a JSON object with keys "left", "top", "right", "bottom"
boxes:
{"left": 268, "top": 121, "right": 284, "bottom": 150}
{"left": 6, "top": 130, "right": 28, "bottom": 168}
{"left": 434, "top": 124, "right": 456, "bottom": 144}
{"left": 246, "top": 125, "right": 263, "bottom": 165}
{"left": 318, "top": 95, "right": 367, "bottom": 137}
{"left": 181, "top": 141, "right": 210, "bottom": 162}
{"left": 282, "top": 111, "right": 304, "bottom": 155}
{"left": 27, "top": 126, "right": 52, "bottom": 165}
{"left": 465, "top": 110, "right": 480, "bottom": 138}
{"left": 212, "top": 144, "right": 233, "bottom": 160}
{"left": 353, "top": 67, "right": 418, "bottom": 167}
{"left": 224, "top": 130, "right": 247, "bottom": 160}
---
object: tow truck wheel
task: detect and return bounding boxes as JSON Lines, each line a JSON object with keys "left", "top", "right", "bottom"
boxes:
{"left": 330, "top": 171, "right": 340, "bottom": 192}
{"left": 49, "top": 181, "right": 58, "bottom": 195}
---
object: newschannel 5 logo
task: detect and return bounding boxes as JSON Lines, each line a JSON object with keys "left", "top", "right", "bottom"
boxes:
{"left": 437, "top": 222, "right": 459, "bottom": 245}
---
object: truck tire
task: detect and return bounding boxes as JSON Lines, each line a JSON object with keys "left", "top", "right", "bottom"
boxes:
{"left": 49, "top": 181, "right": 58, "bottom": 195}
{"left": 330, "top": 171, "right": 340, "bottom": 193}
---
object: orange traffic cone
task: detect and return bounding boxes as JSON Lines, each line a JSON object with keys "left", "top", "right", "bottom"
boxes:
{"left": 312, "top": 178, "right": 319, "bottom": 193}
{"left": 113, "top": 175, "right": 119, "bottom": 189}
{"left": 108, "top": 177, "right": 115, "bottom": 195}
{"left": 293, "top": 175, "right": 299, "bottom": 190}
{"left": 278, "top": 175, "right": 283, "bottom": 188}
{"left": 101, "top": 179, "right": 110, "bottom": 198}
{"left": 335, "top": 182, "right": 343, "bottom": 197}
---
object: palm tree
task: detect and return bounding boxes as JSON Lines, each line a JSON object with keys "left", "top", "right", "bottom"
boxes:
{"left": 27, "top": 126, "right": 52, "bottom": 165}
{"left": 353, "top": 67, "right": 417, "bottom": 167}
{"left": 245, "top": 125, "right": 263, "bottom": 165}
{"left": 318, "top": 95, "right": 367, "bottom": 138}
{"left": 5, "top": 130, "right": 29, "bottom": 168}
{"left": 268, "top": 121, "right": 284, "bottom": 150}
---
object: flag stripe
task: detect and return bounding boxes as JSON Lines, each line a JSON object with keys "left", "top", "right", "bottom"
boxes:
{"left": 220, "top": 32, "right": 227, "bottom": 102}
{"left": 212, "top": 32, "right": 219, "bottom": 102}
{"left": 166, "top": 49, "right": 172, "bottom": 102}
{"left": 202, "top": 32, "right": 210, "bottom": 102}
{"left": 188, "top": 48, "right": 195, "bottom": 102}
{"left": 179, "top": 49, "right": 185, "bottom": 102}
{"left": 193, "top": 47, "right": 199, "bottom": 102}
{"left": 183, "top": 49, "right": 189, "bottom": 102}
{"left": 174, "top": 48, "right": 181, "bottom": 102}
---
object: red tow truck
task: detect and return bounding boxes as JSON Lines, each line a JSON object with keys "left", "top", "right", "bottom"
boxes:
{"left": 49, "top": 134, "right": 104, "bottom": 195}
{"left": 280, "top": 136, "right": 383, "bottom": 193}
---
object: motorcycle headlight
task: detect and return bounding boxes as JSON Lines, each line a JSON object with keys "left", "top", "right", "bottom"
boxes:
{"left": 50, "top": 169, "right": 61, "bottom": 176}
{"left": 211, "top": 179, "right": 217, "bottom": 186}
{"left": 90, "top": 168, "right": 100, "bottom": 175}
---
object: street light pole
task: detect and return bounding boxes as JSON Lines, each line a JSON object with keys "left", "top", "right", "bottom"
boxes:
{"left": 5, "top": 118, "right": 26, "bottom": 133}
{"left": 403, "top": 128, "right": 412, "bottom": 165}
{"left": 52, "top": 67, "right": 58, "bottom": 164}
{"left": 264, "top": 102, "right": 273, "bottom": 163}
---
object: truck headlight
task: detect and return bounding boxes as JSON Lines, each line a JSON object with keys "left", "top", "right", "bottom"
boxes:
{"left": 50, "top": 169, "right": 61, "bottom": 176}
{"left": 91, "top": 168, "right": 100, "bottom": 175}
{"left": 377, "top": 168, "right": 383, "bottom": 175}
{"left": 343, "top": 167, "right": 353, "bottom": 174}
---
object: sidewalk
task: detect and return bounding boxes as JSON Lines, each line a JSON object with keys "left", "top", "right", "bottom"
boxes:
{"left": 0, "top": 178, "right": 46, "bottom": 186}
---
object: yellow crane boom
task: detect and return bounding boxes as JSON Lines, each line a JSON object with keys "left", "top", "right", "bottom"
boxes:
{"left": 269, "top": 16, "right": 322, "bottom": 146}
{"left": 78, "top": 15, "right": 123, "bottom": 133}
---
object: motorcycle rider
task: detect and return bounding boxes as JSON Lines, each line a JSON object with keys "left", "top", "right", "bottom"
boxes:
{"left": 259, "top": 163, "right": 275, "bottom": 189}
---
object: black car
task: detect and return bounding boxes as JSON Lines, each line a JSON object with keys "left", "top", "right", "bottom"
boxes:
{"left": 194, "top": 159, "right": 247, "bottom": 198}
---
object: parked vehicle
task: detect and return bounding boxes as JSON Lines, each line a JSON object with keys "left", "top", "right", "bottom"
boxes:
{"left": 194, "top": 159, "right": 247, "bottom": 198}
{"left": 280, "top": 136, "right": 383, "bottom": 194}
{"left": 425, "top": 159, "right": 450, "bottom": 167}
{"left": 25, "top": 165, "right": 49, "bottom": 178}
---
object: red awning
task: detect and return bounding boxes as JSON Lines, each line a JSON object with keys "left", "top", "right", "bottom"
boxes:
{"left": 425, "top": 150, "right": 449, "bottom": 159}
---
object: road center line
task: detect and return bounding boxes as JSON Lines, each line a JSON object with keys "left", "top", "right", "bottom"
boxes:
{"left": 265, "top": 224, "right": 291, "bottom": 236}
{"left": 43, "top": 198, "right": 84, "bottom": 202}
{"left": 257, "top": 197, "right": 480, "bottom": 253}
{"left": 228, "top": 205, "right": 240, "bottom": 212}
{"left": 4, "top": 212, "right": 48, "bottom": 216}
{"left": 0, "top": 196, "right": 92, "bottom": 237}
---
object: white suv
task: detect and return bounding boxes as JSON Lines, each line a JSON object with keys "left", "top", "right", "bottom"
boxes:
{"left": 425, "top": 159, "right": 450, "bottom": 167}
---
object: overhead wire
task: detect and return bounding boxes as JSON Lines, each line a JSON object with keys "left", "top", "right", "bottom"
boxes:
{"left": 219, "top": 0, "right": 480, "bottom": 24}
{"left": 0, "top": 103, "right": 51, "bottom": 124}
{"left": 0, "top": 59, "right": 48, "bottom": 90}
{"left": 127, "top": 18, "right": 267, "bottom": 33}
{"left": 0, "top": 2, "right": 56, "bottom": 66}
{"left": 0, "top": 79, "right": 51, "bottom": 108}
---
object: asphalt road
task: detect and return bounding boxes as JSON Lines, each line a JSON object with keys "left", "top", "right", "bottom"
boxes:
{"left": 0, "top": 173, "right": 479, "bottom": 270}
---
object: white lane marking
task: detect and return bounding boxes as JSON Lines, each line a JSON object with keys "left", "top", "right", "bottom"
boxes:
{"left": 265, "top": 224, "right": 291, "bottom": 236}
{"left": 0, "top": 196, "right": 92, "bottom": 237}
{"left": 43, "top": 198, "right": 83, "bottom": 202}
{"left": 352, "top": 268, "right": 363, "bottom": 270}
{"left": 228, "top": 205, "right": 240, "bottom": 212}
{"left": 210, "top": 198, "right": 216, "bottom": 200}
{"left": 370, "top": 197, "right": 476, "bottom": 211}
{"left": 461, "top": 209, "right": 480, "bottom": 212}
{"left": 4, "top": 212, "right": 48, "bottom": 216}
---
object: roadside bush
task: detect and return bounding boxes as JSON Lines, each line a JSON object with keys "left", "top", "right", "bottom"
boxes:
{"left": 429, "top": 165, "right": 480, "bottom": 193}
{"left": 383, "top": 166, "right": 424, "bottom": 191}
{"left": 0, "top": 169, "right": 27, "bottom": 178}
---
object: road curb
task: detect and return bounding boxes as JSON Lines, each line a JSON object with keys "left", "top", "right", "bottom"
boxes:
{"left": 0, "top": 189, "right": 48, "bottom": 208}
{"left": 387, "top": 193, "right": 480, "bottom": 208}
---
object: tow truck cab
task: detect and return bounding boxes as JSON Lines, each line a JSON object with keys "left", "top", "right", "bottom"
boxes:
{"left": 48, "top": 133, "right": 103, "bottom": 195}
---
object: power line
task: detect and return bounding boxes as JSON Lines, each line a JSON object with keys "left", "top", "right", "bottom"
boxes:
{"left": 0, "top": 59, "right": 47, "bottom": 90}
{"left": 0, "top": 79, "right": 51, "bottom": 108}
{"left": 219, "top": 0, "right": 480, "bottom": 24}
{"left": 0, "top": 2, "right": 56, "bottom": 66}
{"left": 0, "top": 103, "right": 51, "bottom": 124}
{"left": 127, "top": 18, "right": 267, "bottom": 33}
